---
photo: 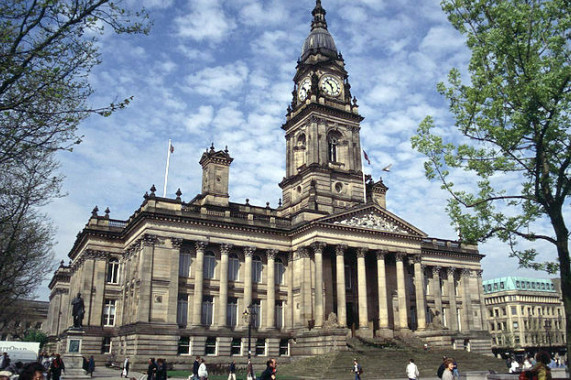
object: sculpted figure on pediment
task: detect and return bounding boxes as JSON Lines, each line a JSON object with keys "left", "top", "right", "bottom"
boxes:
{"left": 334, "top": 211, "right": 408, "bottom": 234}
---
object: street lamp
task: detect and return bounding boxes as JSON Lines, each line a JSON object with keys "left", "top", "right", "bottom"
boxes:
{"left": 243, "top": 304, "right": 257, "bottom": 359}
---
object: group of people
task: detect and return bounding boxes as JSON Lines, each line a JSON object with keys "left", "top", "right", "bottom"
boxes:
{"left": 506, "top": 351, "right": 560, "bottom": 379}
{"left": 0, "top": 352, "right": 65, "bottom": 380}
{"left": 146, "top": 357, "right": 168, "bottom": 380}
{"left": 189, "top": 356, "right": 277, "bottom": 380}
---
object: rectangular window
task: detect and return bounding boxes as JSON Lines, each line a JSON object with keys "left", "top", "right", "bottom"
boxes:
{"left": 179, "top": 253, "right": 191, "bottom": 277}
{"left": 201, "top": 296, "right": 214, "bottom": 325}
{"left": 204, "top": 254, "right": 216, "bottom": 279}
{"left": 101, "top": 337, "right": 111, "bottom": 354}
{"left": 107, "top": 259, "right": 119, "bottom": 284}
{"left": 205, "top": 337, "right": 217, "bottom": 355}
{"left": 227, "top": 298, "right": 238, "bottom": 327}
{"left": 511, "top": 306, "right": 517, "bottom": 315}
{"left": 177, "top": 294, "right": 188, "bottom": 326}
{"left": 255, "top": 338, "right": 266, "bottom": 356}
{"left": 276, "top": 301, "right": 283, "bottom": 329}
{"left": 178, "top": 336, "right": 190, "bottom": 355}
{"left": 231, "top": 338, "right": 241, "bottom": 356}
{"left": 275, "top": 260, "right": 285, "bottom": 285}
{"left": 228, "top": 256, "right": 240, "bottom": 281}
{"left": 251, "top": 300, "right": 261, "bottom": 328}
{"left": 253, "top": 258, "right": 263, "bottom": 283}
{"left": 103, "top": 299, "right": 116, "bottom": 326}
{"left": 513, "top": 321, "right": 519, "bottom": 329}
{"left": 279, "top": 339, "right": 289, "bottom": 356}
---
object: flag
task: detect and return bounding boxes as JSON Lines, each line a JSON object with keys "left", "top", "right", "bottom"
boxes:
{"left": 363, "top": 150, "right": 371, "bottom": 165}
{"left": 170, "top": 143, "right": 174, "bottom": 153}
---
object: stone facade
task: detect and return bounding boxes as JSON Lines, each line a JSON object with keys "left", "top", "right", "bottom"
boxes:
{"left": 0, "top": 300, "right": 49, "bottom": 341}
{"left": 46, "top": 0, "right": 491, "bottom": 369}
{"left": 483, "top": 277, "right": 567, "bottom": 356}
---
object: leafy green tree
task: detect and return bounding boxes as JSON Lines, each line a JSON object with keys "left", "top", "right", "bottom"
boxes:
{"left": 23, "top": 329, "right": 48, "bottom": 349}
{"left": 411, "top": 0, "right": 570, "bottom": 354}
{"left": 0, "top": 0, "right": 149, "bottom": 304}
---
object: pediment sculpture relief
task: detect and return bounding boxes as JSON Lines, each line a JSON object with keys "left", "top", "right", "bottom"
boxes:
{"left": 333, "top": 211, "right": 409, "bottom": 234}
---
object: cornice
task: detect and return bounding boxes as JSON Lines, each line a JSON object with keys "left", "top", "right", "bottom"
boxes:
{"left": 283, "top": 102, "right": 363, "bottom": 131}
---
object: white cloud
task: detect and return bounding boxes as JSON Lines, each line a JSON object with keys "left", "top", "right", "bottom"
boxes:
{"left": 174, "top": 0, "right": 236, "bottom": 42}
{"left": 183, "top": 62, "right": 249, "bottom": 98}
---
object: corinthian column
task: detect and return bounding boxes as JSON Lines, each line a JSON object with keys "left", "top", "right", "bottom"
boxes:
{"left": 447, "top": 267, "right": 459, "bottom": 331}
{"left": 335, "top": 245, "right": 347, "bottom": 327}
{"left": 461, "top": 268, "right": 473, "bottom": 332}
{"left": 243, "top": 247, "right": 255, "bottom": 311}
{"left": 376, "top": 251, "right": 389, "bottom": 329}
{"left": 395, "top": 253, "right": 408, "bottom": 329}
{"left": 432, "top": 266, "right": 443, "bottom": 319}
{"left": 287, "top": 251, "right": 294, "bottom": 329}
{"left": 312, "top": 242, "right": 325, "bottom": 327}
{"left": 266, "top": 249, "right": 278, "bottom": 329}
{"left": 192, "top": 241, "right": 207, "bottom": 326}
{"left": 413, "top": 255, "right": 427, "bottom": 330}
{"left": 218, "top": 244, "right": 232, "bottom": 328}
{"left": 357, "top": 248, "right": 369, "bottom": 330}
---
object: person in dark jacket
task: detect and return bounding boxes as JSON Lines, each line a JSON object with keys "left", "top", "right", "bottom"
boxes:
{"left": 437, "top": 356, "right": 447, "bottom": 379}
{"left": 87, "top": 355, "right": 95, "bottom": 377}
{"left": 228, "top": 360, "right": 236, "bottom": 380}
{"left": 156, "top": 358, "right": 167, "bottom": 380}
{"left": 147, "top": 358, "right": 157, "bottom": 380}
{"left": 259, "top": 360, "right": 275, "bottom": 380}
{"left": 192, "top": 356, "right": 201, "bottom": 380}
{"left": 50, "top": 354, "right": 65, "bottom": 380}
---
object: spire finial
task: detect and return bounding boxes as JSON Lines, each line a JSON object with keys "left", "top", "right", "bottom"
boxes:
{"left": 311, "top": 0, "right": 327, "bottom": 30}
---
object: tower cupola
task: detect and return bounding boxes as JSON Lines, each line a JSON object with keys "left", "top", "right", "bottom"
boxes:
{"left": 300, "top": 0, "right": 338, "bottom": 61}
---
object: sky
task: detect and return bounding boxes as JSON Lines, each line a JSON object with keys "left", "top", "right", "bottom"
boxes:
{"left": 38, "top": 0, "right": 562, "bottom": 300}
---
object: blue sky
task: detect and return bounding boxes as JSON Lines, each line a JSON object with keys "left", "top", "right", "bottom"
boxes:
{"left": 39, "top": 0, "right": 560, "bottom": 299}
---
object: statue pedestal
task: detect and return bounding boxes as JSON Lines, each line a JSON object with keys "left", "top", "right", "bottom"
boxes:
{"left": 63, "top": 329, "right": 90, "bottom": 379}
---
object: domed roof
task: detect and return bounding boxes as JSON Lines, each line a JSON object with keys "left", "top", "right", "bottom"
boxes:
{"left": 301, "top": 27, "right": 337, "bottom": 60}
{"left": 300, "top": 0, "right": 338, "bottom": 61}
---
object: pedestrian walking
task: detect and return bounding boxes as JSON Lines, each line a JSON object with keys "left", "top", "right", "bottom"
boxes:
{"left": 246, "top": 359, "right": 255, "bottom": 380}
{"left": 147, "top": 358, "right": 157, "bottom": 380}
{"left": 50, "top": 354, "right": 65, "bottom": 380}
{"left": 87, "top": 355, "right": 95, "bottom": 377}
{"left": 260, "top": 360, "right": 275, "bottom": 380}
{"left": 442, "top": 359, "right": 455, "bottom": 380}
{"left": 406, "top": 358, "right": 420, "bottom": 380}
{"left": 227, "top": 360, "right": 236, "bottom": 380}
{"left": 353, "top": 358, "right": 363, "bottom": 380}
{"left": 192, "top": 356, "right": 200, "bottom": 380}
{"left": 121, "top": 357, "right": 130, "bottom": 378}
{"left": 198, "top": 358, "right": 208, "bottom": 380}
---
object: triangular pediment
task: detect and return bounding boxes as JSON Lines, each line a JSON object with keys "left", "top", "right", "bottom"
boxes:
{"left": 317, "top": 204, "right": 427, "bottom": 237}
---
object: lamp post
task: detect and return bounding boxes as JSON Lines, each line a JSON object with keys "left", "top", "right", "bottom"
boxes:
{"left": 243, "top": 304, "right": 257, "bottom": 359}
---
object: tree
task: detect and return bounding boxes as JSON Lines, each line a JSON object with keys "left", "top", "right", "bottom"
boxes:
{"left": 0, "top": 0, "right": 149, "bottom": 304}
{"left": 411, "top": 0, "right": 571, "bottom": 355}
{"left": 23, "top": 329, "right": 48, "bottom": 349}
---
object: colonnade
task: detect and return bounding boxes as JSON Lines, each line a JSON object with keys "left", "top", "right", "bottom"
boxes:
{"left": 182, "top": 240, "right": 480, "bottom": 333}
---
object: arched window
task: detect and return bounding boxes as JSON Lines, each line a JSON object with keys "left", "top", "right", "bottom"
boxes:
{"left": 253, "top": 255, "right": 263, "bottom": 283}
{"left": 297, "top": 133, "right": 306, "bottom": 148}
{"left": 327, "top": 131, "right": 342, "bottom": 162}
{"left": 228, "top": 253, "right": 240, "bottom": 282}
{"left": 275, "top": 259, "right": 285, "bottom": 285}
{"left": 106, "top": 258, "right": 119, "bottom": 284}
{"left": 204, "top": 252, "right": 216, "bottom": 279}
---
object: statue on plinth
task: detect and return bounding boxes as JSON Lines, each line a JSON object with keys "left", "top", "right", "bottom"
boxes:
{"left": 428, "top": 309, "right": 442, "bottom": 329}
{"left": 71, "top": 292, "right": 85, "bottom": 328}
{"left": 323, "top": 312, "right": 339, "bottom": 329}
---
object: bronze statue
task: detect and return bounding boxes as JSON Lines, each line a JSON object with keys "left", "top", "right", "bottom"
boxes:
{"left": 71, "top": 292, "right": 85, "bottom": 328}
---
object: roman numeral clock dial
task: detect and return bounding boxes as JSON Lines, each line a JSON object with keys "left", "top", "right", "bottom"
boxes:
{"left": 319, "top": 75, "right": 341, "bottom": 97}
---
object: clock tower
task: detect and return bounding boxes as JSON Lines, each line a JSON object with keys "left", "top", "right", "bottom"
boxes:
{"left": 279, "top": 0, "right": 365, "bottom": 221}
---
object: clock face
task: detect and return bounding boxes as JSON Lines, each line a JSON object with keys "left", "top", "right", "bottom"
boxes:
{"left": 297, "top": 77, "right": 312, "bottom": 101}
{"left": 319, "top": 75, "right": 341, "bottom": 97}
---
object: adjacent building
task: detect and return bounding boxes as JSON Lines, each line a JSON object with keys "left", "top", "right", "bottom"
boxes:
{"left": 46, "top": 0, "right": 491, "bottom": 369}
{"left": 483, "top": 277, "right": 567, "bottom": 357}
{"left": 0, "top": 300, "right": 49, "bottom": 341}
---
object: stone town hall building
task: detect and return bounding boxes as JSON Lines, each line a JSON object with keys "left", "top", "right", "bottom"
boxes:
{"left": 46, "top": 0, "right": 491, "bottom": 368}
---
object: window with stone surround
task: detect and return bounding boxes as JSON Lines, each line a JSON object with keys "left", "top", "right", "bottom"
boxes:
{"left": 204, "top": 252, "right": 216, "bottom": 279}
{"left": 177, "top": 294, "right": 188, "bottom": 326}
{"left": 205, "top": 337, "right": 217, "bottom": 355}
{"left": 178, "top": 336, "right": 190, "bottom": 355}
{"left": 275, "top": 259, "right": 285, "bottom": 285}
{"left": 228, "top": 253, "right": 240, "bottom": 281}
{"left": 231, "top": 338, "right": 241, "bottom": 356}
{"left": 202, "top": 296, "right": 214, "bottom": 326}
{"left": 275, "top": 301, "right": 284, "bottom": 329}
{"left": 101, "top": 337, "right": 111, "bottom": 354}
{"left": 255, "top": 338, "right": 266, "bottom": 356}
{"left": 106, "top": 258, "right": 119, "bottom": 284}
{"left": 227, "top": 297, "right": 238, "bottom": 327}
{"left": 179, "top": 252, "right": 191, "bottom": 277}
{"left": 279, "top": 339, "right": 289, "bottom": 356}
{"left": 103, "top": 299, "right": 116, "bottom": 326}
{"left": 253, "top": 255, "right": 263, "bottom": 283}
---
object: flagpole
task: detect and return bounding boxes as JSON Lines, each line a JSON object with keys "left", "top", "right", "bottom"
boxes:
{"left": 163, "top": 139, "right": 172, "bottom": 197}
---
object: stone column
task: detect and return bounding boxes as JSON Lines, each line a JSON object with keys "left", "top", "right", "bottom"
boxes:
{"left": 168, "top": 238, "right": 183, "bottom": 325}
{"left": 312, "top": 242, "right": 325, "bottom": 327}
{"left": 447, "top": 267, "right": 459, "bottom": 331}
{"left": 413, "top": 255, "right": 427, "bottom": 330}
{"left": 243, "top": 247, "right": 255, "bottom": 310}
{"left": 357, "top": 248, "right": 369, "bottom": 330}
{"left": 191, "top": 241, "right": 207, "bottom": 326}
{"left": 432, "top": 266, "right": 443, "bottom": 321}
{"left": 266, "top": 249, "right": 278, "bottom": 329}
{"left": 287, "top": 251, "right": 294, "bottom": 329}
{"left": 335, "top": 245, "right": 347, "bottom": 327}
{"left": 461, "top": 268, "right": 473, "bottom": 332}
{"left": 298, "top": 247, "right": 312, "bottom": 324}
{"left": 137, "top": 235, "right": 157, "bottom": 323}
{"left": 476, "top": 270, "right": 487, "bottom": 329}
{"left": 218, "top": 243, "right": 232, "bottom": 328}
{"left": 376, "top": 251, "right": 389, "bottom": 329}
{"left": 395, "top": 253, "right": 409, "bottom": 329}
